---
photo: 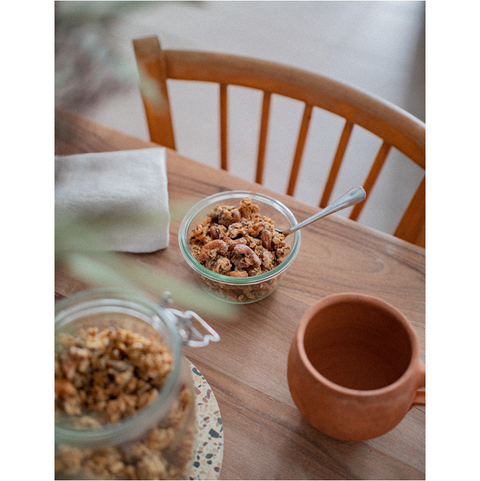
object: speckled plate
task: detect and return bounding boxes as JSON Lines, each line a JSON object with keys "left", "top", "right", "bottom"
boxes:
{"left": 187, "top": 360, "right": 224, "bottom": 480}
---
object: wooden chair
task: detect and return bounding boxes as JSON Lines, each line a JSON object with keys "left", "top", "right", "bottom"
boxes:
{"left": 133, "top": 36, "right": 425, "bottom": 247}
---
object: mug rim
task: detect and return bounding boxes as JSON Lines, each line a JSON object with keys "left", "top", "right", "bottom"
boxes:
{"left": 296, "top": 292, "right": 422, "bottom": 396}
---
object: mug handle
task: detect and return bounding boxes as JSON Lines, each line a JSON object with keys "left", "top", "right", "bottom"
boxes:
{"left": 410, "top": 361, "right": 426, "bottom": 408}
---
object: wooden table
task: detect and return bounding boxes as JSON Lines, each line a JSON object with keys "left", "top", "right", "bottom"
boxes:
{"left": 55, "top": 109, "right": 425, "bottom": 480}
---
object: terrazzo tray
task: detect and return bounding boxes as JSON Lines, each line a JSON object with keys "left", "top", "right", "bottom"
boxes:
{"left": 187, "top": 360, "right": 224, "bottom": 480}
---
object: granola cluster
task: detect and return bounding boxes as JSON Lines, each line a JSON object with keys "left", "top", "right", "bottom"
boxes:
{"left": 189, "top": 197, "right": 290, "bottom": 278}
{"left": 55, "top": 326, "right": 195, "bottom": 480}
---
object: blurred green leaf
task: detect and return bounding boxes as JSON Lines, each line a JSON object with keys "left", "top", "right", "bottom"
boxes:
{"left": 54, "top": 1, "right": 223, "bottom": 318}
{"left": 56, "top": 198, "right": 237, "bottom": 319}
{"left": 61, "top": 250, "right": 237, "bottom": 319}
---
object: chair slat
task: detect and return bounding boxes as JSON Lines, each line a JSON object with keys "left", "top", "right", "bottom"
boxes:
{"left": 287, "top": 104, "right": 313, "bottom": 196}
{"left": 133, "top": 37, "right": 426, "bottom": 247}
{"left": 163, "top": 48, "right": 425, "bottom": 169}
{"left": 256, "top": 91, "right": 271, "bottom": 184}
{"left": 320, "top": 120, "right": 354, "bottom": 207}
{"left": 220, "top": 84, "right": 228, "bottom": 170}
{"left": 394, "top": 176, "right": 425, "bottom": 247}
{"left": 350, "top": 141, "right": 391, "bottom": 221}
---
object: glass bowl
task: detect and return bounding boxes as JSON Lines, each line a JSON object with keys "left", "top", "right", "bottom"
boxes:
{"left": 178, "top": 190, "right": 301, "bottom": 304}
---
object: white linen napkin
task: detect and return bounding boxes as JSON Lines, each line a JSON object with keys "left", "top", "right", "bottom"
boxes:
{"left": 55, "top": 147, "right": 170, "bottom": 253}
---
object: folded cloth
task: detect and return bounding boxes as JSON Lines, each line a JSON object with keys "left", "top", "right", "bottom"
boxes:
{"left": 55, "top": 147, "right": 170, "bottom": 253}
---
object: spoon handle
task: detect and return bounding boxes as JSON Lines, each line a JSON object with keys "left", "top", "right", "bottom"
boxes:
{"left": 282, "top": 186, "right": 366, "bottom": 236}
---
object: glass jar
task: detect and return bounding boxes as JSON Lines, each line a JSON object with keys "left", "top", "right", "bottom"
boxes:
{"left": 54, "top": 288, "right": 219, "bottom": 480}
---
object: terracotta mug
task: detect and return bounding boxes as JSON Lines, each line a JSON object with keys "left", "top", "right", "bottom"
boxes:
{"left": 287, "top": 293, "right": 425, "bottom": 441}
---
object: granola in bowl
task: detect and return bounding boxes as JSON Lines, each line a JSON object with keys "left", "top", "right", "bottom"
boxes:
{"left": 178, "top": 191, "right": 301, "bottom": 304}
{"left": 189, "top": 197, "right": 291, "bottom": 278}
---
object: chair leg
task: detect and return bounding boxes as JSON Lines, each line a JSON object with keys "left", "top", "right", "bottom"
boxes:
{"left": 133, "top": 36, "right": 176, "bottom": 149}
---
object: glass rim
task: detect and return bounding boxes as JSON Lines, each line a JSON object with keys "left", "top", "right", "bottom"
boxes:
{"left": 178, "top": 190, "right": 301, "bottom": 285}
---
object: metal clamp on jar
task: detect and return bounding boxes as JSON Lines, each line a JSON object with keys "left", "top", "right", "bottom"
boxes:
{"left": 54, "top": 288, "right": 219, "bottom": 480}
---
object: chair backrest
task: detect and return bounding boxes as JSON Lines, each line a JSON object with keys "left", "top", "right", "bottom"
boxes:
{"left": 133, "top": 36, "right": 425, "bottom": 247}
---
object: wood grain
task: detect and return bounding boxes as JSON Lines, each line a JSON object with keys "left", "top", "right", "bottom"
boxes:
{"left": 55, "top": 108, "right": 425, "bottom": 480}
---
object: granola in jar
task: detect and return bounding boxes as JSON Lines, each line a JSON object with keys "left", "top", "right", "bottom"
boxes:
{"left": 55, "top": 326, "right": 195, "bottom": 480}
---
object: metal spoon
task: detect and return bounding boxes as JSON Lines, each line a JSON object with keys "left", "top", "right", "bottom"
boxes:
{"left": 277, "top": 186, "right": 367, "bottom": 236}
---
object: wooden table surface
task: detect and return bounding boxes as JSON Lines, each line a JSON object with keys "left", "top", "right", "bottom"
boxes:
{"left": 55, "top": 108, "right": 425, "bottom": 480}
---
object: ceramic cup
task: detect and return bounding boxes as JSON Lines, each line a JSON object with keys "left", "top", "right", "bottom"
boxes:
{"left": 287, "top": 293, "right": 425, "bottom": 441}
